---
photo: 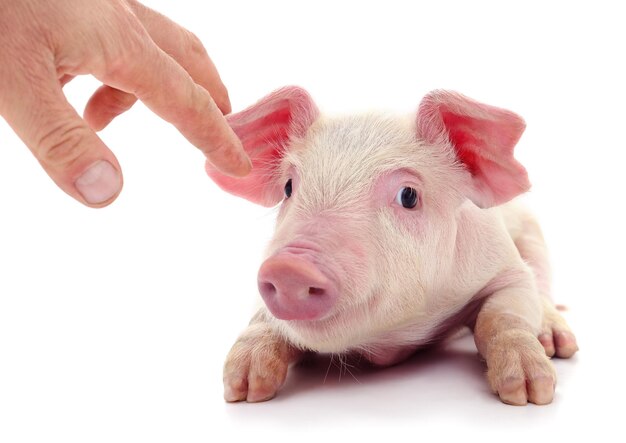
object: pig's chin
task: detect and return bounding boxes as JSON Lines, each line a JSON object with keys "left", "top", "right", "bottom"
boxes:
{"left": 271, "top": 301, "right": 378, "bottom": 354}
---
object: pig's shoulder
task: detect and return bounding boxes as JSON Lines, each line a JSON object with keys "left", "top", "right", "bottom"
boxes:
{"left": 455, "top": 198, "right": 534, "bottom": 242}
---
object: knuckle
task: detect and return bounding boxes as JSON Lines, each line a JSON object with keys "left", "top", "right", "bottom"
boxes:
{"left": 37, "top": 121, "right": 89, "bottom": 168}
{"left": 105, "top": 88, "right": 136, "bottom": 113}
{"left": 173, "top": 83, "right": 217, "bottom": 127}
{"left": 185, "top": 31, "right": 208, "bottom": 57}
{"left": 103, "top": 38, "right": 147, "bottom": 79}
{"left": 101, "top": 16, "right": 153, "bottom": 79}
{"left": 203, "top": 139, "right": 230, "bottom": 157}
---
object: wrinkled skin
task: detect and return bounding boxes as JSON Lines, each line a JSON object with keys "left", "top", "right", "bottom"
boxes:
{"left": 0, "top": 0, "right": 249, "bottom": 207}
{"left": 209, "top": 87, "right": 578, "bottom": 406}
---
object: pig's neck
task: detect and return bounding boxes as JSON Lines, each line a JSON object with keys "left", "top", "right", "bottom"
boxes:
{"left": 356, "top": 298, "right": 484, "bottom": 367}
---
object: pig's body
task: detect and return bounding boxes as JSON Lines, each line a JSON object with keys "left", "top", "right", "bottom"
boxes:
{"left": 209, "top": 88, "right": 578, "bottom": 406}
{"left": 314, "top": 200, "right": 546, "bottom": 367}
{"left": 249, "top": 199, "right": 542, "bottom": 370}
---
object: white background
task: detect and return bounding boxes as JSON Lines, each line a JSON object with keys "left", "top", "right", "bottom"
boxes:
{"left": 1, "top": 0, "right": 624, "bottom": 441}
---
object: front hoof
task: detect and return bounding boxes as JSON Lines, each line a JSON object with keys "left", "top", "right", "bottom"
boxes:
{"left": 486, "top": 331, "right": 557, "bottom": 405}
{"left": 223, "top": 327, "right": 295, "bottom": 403}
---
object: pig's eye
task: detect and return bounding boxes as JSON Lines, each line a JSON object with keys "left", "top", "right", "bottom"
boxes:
{"left": 284, "top": 179, "right": 293, "bottom": 199}
{"left": 396, "top": 186, "right": 419, "bottom": 209}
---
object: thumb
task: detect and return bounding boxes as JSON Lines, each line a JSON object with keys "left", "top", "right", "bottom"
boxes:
{"left": 2, "top": 67, "right": 123, "bottom": 207}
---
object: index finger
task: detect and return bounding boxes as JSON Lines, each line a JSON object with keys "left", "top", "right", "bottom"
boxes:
{"left": 99, "top": 37, "right": 250, "bottom": 177}
{"left": 128, "top": 0, "right": 231, "bottom": 114}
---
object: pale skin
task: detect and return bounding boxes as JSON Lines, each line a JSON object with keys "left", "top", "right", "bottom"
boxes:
{"left": 224, "top": 207, "right": 579, "bottom": 405}
{"left": 216, "top": 88, "right": 579, "bottom": 406}
{"left": 0, "top": 0, "right": 251, "bottom": 207}
{"left": 1, "top": 2, "right": 577, "bottom": 405}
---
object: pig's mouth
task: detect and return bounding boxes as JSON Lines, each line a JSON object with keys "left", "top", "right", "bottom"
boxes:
{"left": 275, "top": 305, "right": 378, "bottom": 354}
{"left": 272, "top": 281, "right": 428, "bottom": 355}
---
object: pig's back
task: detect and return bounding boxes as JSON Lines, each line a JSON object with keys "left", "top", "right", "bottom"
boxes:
{"left": 498, "top": 198, "right": 540, "bottom": 244}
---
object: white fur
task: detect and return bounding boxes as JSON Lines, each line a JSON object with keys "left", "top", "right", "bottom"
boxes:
{"left": 222, "top": 89, "right": 578, "bottom": 405}
{"left": 256, "top": 114, "right": 537, "bottom": 357}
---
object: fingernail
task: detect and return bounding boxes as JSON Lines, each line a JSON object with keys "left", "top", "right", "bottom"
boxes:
{"left": 75, "top": 160, "right": 121, "bottom": 204}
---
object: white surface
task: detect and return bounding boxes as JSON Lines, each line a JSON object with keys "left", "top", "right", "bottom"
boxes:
{"left": 0, "top": 0, "right": 624, "bottom": 441}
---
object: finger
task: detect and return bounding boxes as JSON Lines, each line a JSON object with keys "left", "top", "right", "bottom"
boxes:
{"left": 59, "top": 74, "right": 75, "bottom": 87}
{"left": 98, "top": 39, "right": 250, "bottom": 177}
{"left": 3, "top": 63, "right": 123, "bottom": 207}
{"left": 86, "top": 3, "right": 232, "bottom": 132}
{"left": 84, "top": 84, "right": 138, "bottom": 131}
{"left": 128, "top": 0, "right": 231, "bottom": 114}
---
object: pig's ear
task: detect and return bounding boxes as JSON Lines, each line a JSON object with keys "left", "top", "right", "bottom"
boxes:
{"left": 416, "top": 90, "right": 530, "bottom": 208}
{"left": 205, "top": 86, "right": 319, "bottom": 206}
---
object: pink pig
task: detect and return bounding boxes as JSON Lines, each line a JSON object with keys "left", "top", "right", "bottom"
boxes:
{"left": 207, "top": 87, "right": 578, "bottom": 406}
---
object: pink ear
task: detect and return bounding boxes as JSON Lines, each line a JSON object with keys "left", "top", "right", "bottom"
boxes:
{"left": 205, "top": 86, "right": 319, "bottom": 206}
{"left": 416, "top": 91, "right": 530, "bottom": 207}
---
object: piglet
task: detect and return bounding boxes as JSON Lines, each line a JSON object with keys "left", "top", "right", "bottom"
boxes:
{"left": 207, "top": 87, "right": 578, "bottom": 406}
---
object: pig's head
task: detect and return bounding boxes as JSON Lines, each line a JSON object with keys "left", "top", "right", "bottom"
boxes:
{"left": 207, "top": 87, "right": 529, "bottom": 353}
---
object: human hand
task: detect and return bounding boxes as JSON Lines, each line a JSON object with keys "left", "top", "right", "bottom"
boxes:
{"left": 0, "top": 0, "right": 250, "bottom": 207}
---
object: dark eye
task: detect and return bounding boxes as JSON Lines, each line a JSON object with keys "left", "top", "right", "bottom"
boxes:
{"left": 395, "top": 186, "right": 419, "bottom": 209}
{"left": 284, "top": 179, "right": 293, "bottom": 199}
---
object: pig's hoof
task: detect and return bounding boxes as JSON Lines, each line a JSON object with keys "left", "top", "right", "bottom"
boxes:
{"left": 538, "top": 306, "right": 579, "bottom": 358}
{"left": 223, "top": 330, "right": 292, "bottom": 403}
{"left": 486, "top": 330, "right": 557, "bottom": 406}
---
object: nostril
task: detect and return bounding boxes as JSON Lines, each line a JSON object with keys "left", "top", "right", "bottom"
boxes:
{"left": 260, "top": 282, "right": 277, "bottom": 297}
{"left": 308, "top": 287, "right": 325, "bottom": 296}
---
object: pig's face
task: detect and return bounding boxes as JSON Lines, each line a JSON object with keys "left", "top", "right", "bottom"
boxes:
{"left": 207, "top": 87, "right": 529, "bottom": 353}
{"left": 257, "top": 115, "right": 468, "bottom": 352}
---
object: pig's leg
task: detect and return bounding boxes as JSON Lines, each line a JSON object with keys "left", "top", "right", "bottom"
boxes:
{"left": 223, "top": 309, "right": 303, "bottom": 402}
{"left": 513, "top": 216, "right": 578, "bottom": 358}
{"left": 474, "top": 280, "right": 557, "bottom": 405}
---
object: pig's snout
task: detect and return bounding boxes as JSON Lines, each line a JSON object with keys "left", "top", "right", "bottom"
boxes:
{"left": 258, "top": 254, "right": 338, "bottom": 321}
